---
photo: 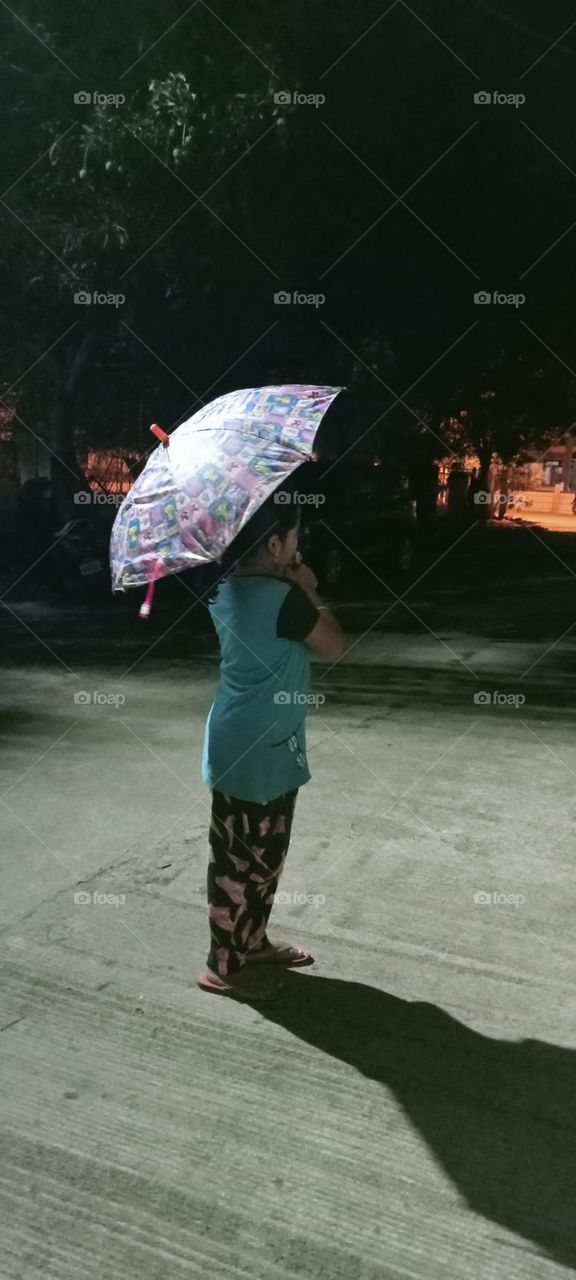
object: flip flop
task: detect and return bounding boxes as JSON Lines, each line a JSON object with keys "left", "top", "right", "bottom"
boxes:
{"left": 197, "top": 969, "right": 286, "bottom": 1002}
{"left": 245, "top": 943, "right": 315, "bottom": 967}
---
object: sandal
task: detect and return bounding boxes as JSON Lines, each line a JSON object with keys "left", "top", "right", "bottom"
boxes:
{"left": 197, "top": 966, "right": 286, "bottom": 1002}
{"left": 245, "top": 942, "right": 315, "bottom": 967}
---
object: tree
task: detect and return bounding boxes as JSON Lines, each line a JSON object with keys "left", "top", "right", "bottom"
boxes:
{"left": 413, "top": 324, "right": 575, "bottom": 519}
{"left": 0, "top": 2, "right": 290, "bottom": 510}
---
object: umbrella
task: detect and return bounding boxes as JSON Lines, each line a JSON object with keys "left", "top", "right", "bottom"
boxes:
{"left": 110, "top": 384, "right": 343, "bottom": 605}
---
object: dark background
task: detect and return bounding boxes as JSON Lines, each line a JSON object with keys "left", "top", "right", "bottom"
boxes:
{"left": 1, "top": 0, "right": 576, "bottom": 497}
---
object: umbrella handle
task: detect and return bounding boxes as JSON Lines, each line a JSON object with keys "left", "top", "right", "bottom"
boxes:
{"left": 139, "top": 558, "right": 164, "bottom": 619}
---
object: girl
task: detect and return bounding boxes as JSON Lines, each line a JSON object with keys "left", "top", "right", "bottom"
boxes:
{"left": 197, "top": 489, "right": 343, "bottom": 1001}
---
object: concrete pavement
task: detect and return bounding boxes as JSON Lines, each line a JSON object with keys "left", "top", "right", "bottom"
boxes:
{"left": 2, "top": 529, "right": 576, "bottom": 1279}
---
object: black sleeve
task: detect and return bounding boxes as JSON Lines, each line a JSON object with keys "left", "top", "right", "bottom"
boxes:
{"left": 276, "top": 583, "right": 320, "bottom": 641}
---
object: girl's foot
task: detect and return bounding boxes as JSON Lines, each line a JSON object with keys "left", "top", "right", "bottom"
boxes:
{"left": 245, "top": 941, "right": 315, "bottom": 967}
{"left": 197, "top": 965, "right": 286, "bottom": 1001}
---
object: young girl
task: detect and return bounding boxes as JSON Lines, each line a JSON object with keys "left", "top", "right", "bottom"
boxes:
{"left": 197, "top": 490, "right": 343, "bottom": 1001}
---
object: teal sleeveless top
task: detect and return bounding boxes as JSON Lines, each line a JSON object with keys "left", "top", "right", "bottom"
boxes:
{"left": 201, "top": 575, "right": 313, "bottom": 803}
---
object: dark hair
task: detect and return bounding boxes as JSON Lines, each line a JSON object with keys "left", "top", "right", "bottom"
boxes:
{"left": 219, "top": 486, "right": 300, "bottom": 572}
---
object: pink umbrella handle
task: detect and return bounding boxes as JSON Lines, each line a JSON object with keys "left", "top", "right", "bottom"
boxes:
{"left": 140, "top": 423, "right": 169, "bottom": 616}
{"left": 139, "top": 558, "right": 164, "bottom": 619}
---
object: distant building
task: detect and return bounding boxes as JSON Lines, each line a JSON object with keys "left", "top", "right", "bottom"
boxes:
{"left": 505, "top": 438, "right": 576, "bottom": 493}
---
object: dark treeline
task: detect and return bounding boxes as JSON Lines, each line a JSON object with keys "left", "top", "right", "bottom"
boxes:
{"left": 1, "top": 0, "right": 576, "bottom": 506}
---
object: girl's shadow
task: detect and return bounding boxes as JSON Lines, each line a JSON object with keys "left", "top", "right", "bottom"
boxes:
{"left": 260, "top": 971, "right": 575, "bottom": 1269}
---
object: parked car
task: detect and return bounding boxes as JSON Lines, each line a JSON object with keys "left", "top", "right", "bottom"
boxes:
{"left": 293, "top": 460, "right": 417, "bottom": 589}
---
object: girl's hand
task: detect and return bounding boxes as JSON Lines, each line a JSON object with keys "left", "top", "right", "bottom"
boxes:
{"left": 284, "top": 560, "right": 318, "bottom": 592}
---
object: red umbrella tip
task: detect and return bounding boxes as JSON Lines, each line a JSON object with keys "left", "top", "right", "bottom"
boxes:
{"left": 150, "top": 423, "right": 170, "bottom": 446}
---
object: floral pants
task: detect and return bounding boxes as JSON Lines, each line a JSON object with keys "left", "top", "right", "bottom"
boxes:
{"left": 206, "top": 787, "right": 298, "bottom": 977}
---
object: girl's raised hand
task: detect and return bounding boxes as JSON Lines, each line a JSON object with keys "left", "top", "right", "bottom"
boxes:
{"left": 284, "top": 560, "right": 318, "bottom": 593}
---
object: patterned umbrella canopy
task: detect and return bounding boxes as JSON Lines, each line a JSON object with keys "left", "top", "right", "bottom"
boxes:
{"left": 110, "top": 383, "right": 343, "bottom": 593}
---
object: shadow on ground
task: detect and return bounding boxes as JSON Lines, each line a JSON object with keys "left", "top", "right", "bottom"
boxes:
{"left": 261, "top": 973, "right": 576, "bottom": 1271}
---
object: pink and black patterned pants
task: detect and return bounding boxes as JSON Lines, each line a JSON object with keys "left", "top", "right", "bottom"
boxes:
{"left": 207, "top": 787, "right": 298, "bottom": 977}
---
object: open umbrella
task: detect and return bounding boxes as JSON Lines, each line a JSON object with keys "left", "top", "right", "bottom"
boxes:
{"left": 110, "top": 384, "right": 343, "bottom": 608}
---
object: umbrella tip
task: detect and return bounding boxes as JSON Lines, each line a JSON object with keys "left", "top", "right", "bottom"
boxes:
{"left": 150, "top": 423, "right": 170, "bottom": 446}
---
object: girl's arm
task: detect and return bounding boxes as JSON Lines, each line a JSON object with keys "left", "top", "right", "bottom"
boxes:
{"left": 284, "top": 562, "right": 343, "bottom": 660}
